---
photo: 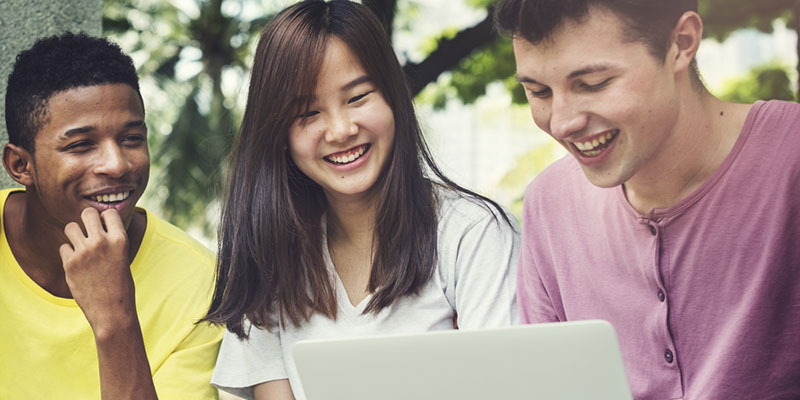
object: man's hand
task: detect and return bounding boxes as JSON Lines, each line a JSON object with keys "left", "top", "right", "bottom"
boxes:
{"left": 58, "top": 207, "right": 158, "bottom": 399}
{"left": 59, "top": 207, "right": 135, "bottom": 332}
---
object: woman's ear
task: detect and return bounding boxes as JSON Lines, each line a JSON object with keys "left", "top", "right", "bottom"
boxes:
{"left": 2, "top": 144, "right": 35, "bottom": 186}
{"left": 670, "top": 11, "right": 703, "bottom": 75}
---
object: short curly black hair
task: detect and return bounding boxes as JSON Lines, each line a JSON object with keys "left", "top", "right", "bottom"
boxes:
{"left": 5, "top": 32, "right": 142, "bottom": 152}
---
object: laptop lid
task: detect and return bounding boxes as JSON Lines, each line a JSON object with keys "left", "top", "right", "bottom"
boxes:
{"left": 292, "top": 319, "right": 632, "bottom": 400}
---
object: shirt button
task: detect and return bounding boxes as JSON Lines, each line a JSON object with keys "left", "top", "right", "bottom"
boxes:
{"left": 665, "top": 349, "right": 674, "bottom": 363}
{"left": 649, "top": 225, "right": 657, "bottom": 235}
{"left": 657, "top": 289, "right": 665, "bottom": 302}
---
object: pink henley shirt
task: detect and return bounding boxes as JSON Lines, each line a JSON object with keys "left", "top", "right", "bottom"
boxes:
{"left": 519, "top": 100, "right": 800, "bottom": 399}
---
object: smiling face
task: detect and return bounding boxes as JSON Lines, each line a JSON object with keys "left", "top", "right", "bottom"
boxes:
{"left": 288, "top": 37, "right": 395, "bottom": 204}
{"left": 513, "top": 6, "right": 681, "bottom": 188}
{"left": 27, "top": 83, "right": 150, "bottom": 229}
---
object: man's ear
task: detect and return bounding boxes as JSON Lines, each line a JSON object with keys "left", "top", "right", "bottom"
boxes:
{"left": 669, "top": 11, "right": 703, "bottom": 75}
{"left": 3, "top": 143, "right": 35, "bottom": 186}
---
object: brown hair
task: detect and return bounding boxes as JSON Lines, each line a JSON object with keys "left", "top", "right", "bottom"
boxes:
{"left": 204, "top": 0, "right": 509, "bottom": 338}
{"left": 494, "top": 0, "right": 702, "bottom": 84}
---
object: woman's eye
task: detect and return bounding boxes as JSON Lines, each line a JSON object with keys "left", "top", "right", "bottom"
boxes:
{"left": 348, "top": 91, "right": 372, "bottom": 104}
{"left": 296, "top": 110, "right": 320, "bottom": 119}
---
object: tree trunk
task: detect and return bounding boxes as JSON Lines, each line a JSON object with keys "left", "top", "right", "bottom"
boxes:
{"left": 403, "top": 7, "right": 496, "bottom": 96}
{"left": 363, "top": 0, "right": 398, "bottom": 41}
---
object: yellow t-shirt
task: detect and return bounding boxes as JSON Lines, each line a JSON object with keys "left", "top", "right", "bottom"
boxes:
{"left": 0, "top": 188, "right": 223, "bottom": 399}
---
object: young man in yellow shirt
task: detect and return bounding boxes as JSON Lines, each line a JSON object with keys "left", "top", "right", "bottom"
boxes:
{"left": 1, "top": 32, "right": 222, "bottom": 399}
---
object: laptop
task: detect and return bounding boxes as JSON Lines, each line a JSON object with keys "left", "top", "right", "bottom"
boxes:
{"left": 292, "top": 319, "right": 632, "bottom": 400}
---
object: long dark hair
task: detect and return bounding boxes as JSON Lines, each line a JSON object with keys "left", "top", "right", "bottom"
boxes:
{"left": 204, "top": 0, "right": 510, "bottom": 339}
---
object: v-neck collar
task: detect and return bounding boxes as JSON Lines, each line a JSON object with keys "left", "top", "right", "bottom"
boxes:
{"left": 321, "top": 214, "right": 374, "bottom": 318}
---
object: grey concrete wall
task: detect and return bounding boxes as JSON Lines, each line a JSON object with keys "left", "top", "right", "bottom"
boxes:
{"left": 0, "top": 0, "right": 102, "bottom": 188}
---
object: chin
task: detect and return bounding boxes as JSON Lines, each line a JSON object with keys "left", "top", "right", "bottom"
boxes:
{"left": 581, "top": 168, "right": 627, "bottom": 189}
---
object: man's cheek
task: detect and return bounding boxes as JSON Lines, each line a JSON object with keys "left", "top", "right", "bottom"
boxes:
{"left": 531, "top": 113, "right": 551, "bottom": 135}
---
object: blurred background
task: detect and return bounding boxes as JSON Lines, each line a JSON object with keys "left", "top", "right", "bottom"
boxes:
{"left": 0, "top": 1, "right": 791, "bottom": 399}
{"left": 97, "top": 0, "right": 799, "bottom": 247}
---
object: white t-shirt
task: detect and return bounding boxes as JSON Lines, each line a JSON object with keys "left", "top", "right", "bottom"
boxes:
{"left": 211, "top": 190, "right": 520, "bottom": 399}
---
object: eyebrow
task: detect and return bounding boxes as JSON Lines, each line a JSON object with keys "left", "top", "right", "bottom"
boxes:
{"left": 566, "top": 63, "right": 615, "bottom": 79}
{"left": 61, "top": 120, "right": 146, "bottom": 138}
{"left": 342, "top": 75, "right": 372, "bottom": 91}
{"left": 515, "top": 63, "right": 616, "bottom": 85}
{"left": 514, "top": 74, "right": 540, "bottom": 85}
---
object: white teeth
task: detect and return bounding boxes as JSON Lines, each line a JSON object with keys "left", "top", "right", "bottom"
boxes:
{"left": 93, "top": 191, "right": 130, "bottom": 203}
{"left": 574, "top": 130, "right": 618, "bottom": 154}
{"left": 327, "top": 145, "right": 367, "bottom": 165}
{"left": 583, "top": 149, "right": 602, "bottom": 156}
{"left": 575, "top": 141, "right": 591, "bottom": 151}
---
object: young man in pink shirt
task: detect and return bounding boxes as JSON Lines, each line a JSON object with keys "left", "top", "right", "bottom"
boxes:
{"left": 495, "top": 1, "right": 800, "bottom": 398}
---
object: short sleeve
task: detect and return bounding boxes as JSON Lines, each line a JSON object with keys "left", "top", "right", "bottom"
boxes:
{"left": 445, "top": 201, "right": 520, "bottom": 329}
{"left": 151, "top": 321, "right": 224, "bottom": 399}
{"left": 517, "top": 230, "right": 559, "bottom": 323}
{"left": 210, "top": 321, "right": 288, "bottom": 399}
{"left": 517, "top": 185, "right": 560, "bottom": 324}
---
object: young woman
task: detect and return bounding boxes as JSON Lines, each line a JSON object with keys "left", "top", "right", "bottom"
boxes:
{"left": 204, "top": 1, "right": 519, "bottom": 399}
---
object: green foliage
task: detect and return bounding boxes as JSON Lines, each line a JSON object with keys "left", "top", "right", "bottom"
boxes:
{"left": 700, "top": 0, "right": 796, "bottom": 40}
{"left": 419, "top": 27, "right": 461, "bottom": 56}
{"left": 450, "top": 38, "right": 523, "bottom": 104}
{"left": 719, "top": 62, "right": 796, "bottom": 103}
{"left": 699, "top": 0, "right": 798, "bottom": 103}
{"left": 392, "top": 0, "right": 422, "bottom": 33}
{"left": 465, "top": 0, "right": 496, "bottom": 8}
{"left": 154, "top": 83, "right": 235, "bottom": 231}
{"left": 493, "top": 141, "right": 565, "bottom": 220}
{"left": 419, "top": 38, "right": 525, "bottom": 109}
{"left": 104, "top": 0, "right": 269, "bottom": 236}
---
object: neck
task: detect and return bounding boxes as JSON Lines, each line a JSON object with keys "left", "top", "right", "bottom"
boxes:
{"left": 623, "top": 87, "right": 751, "bottom": 214}
{"left": 15, "top": 191, "right": 71, "bottom": 278}
{"left": 325, "top": 192, "right": 377, "bottom": 248}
